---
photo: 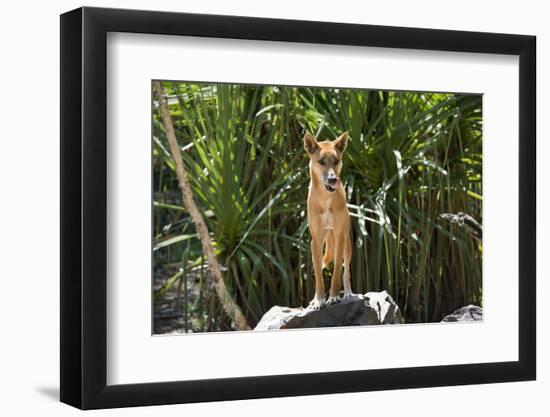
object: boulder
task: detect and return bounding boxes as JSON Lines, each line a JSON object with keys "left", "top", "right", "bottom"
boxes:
{"left": 441, "top": 305, "right": 483, "bottom": 322}
{"left": 254, "top": 291, "right": 403, "bottom": 331}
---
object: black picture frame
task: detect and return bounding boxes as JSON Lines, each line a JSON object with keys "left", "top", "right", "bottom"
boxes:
{"left": 60, "top": 6, "right": 536, "bottom": 410}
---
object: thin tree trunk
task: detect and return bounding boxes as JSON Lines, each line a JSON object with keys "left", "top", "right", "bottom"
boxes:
{"left": 153, "top": 81, "right": 250, "bottom": 331}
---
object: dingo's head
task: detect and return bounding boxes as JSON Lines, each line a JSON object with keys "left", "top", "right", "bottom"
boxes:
{"left": 303, "top": 131, "right": 349, "bottom": 193}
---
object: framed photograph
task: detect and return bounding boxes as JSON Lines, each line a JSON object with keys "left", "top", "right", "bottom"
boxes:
{"left": 60, "top": 6, "right": 536, "bottom": 410}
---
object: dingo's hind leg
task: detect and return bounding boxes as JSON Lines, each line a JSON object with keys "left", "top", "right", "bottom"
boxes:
{"left": 322, "top": 231, "right": 334, "bottom": 269}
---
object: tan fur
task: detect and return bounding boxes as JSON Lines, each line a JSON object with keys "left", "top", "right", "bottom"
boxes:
{"left": 303, "top": 132, "right": 353, "bottom": 309}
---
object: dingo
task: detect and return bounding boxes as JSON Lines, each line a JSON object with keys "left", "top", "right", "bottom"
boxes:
{"left": 303, "top": 131, "right": 353, "bottom": 310}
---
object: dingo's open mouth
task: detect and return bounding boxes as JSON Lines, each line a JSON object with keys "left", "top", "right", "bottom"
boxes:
{"left": 324, "top": 177, "right": 340, "bottom": 192}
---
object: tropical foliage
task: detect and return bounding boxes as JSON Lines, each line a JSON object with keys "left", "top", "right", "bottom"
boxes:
{"left": 153, "top": 81, "right": 482, "bottom": 332}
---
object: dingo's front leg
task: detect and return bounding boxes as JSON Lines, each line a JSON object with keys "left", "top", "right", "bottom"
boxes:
{"left": 327, "top": 231, "right": 344, "bottom": 305}
{"left": 308, "top": 230, "right": 326, "bottom": 310}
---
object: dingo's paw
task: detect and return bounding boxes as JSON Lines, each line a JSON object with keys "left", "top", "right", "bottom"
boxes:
{"left": 342, "top": 291, "right": 355, "bottom": 303}
{"left": 326, "top": 295, "right": 341, "bottom": 306}
{"left": 308, "top": 296, "right": 326, "bottom": 311}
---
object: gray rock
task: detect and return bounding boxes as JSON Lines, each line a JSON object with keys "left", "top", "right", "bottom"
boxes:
{"left": 441, "top": 305, "right": 483, "bottom": 322}
{"left": 254, "top": 291, "right": 403, "bottom": 331}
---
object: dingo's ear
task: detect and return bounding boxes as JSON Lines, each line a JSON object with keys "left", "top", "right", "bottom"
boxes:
{"left": 303, "top": 132, "right": 319, "bottom": 154}
{"left": 334, "top": 131, "right": 349, "bottom": 153}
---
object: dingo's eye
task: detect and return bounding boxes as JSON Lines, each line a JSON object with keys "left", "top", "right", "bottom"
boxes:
{"left": 318, "top": 159, "right": 326, "bottom": 166}
{"left": 334, "top": 159, "right": 340, "bottom": 164}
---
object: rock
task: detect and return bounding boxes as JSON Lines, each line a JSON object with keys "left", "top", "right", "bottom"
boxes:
{"left": 254, "top": 291, "right": 403, "bottom": 331}
{"left": 441, "top": 305, "right": 483, "bottom": 322}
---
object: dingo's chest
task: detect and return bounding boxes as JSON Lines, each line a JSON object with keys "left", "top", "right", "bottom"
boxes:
{"left": 320, "top": 208, "right": 335, "bottom": 230}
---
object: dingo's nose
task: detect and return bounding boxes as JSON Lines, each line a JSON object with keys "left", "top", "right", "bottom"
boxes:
{"left": 327, "top": 169, "right": 338, "bottom": 184}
